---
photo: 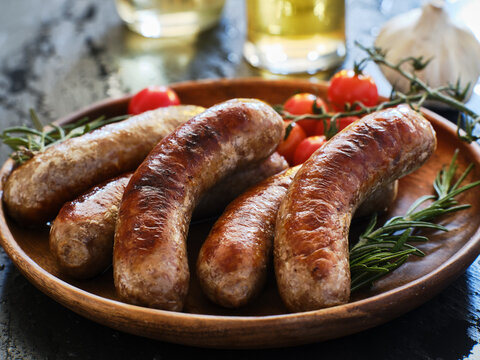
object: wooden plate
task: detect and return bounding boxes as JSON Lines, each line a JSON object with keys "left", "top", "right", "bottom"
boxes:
{"left": 1, "top": 78, "right": 480, "bottom": 349}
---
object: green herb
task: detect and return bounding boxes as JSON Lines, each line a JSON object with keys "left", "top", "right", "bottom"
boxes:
{"left": 350, "top": 150, "right": 480, "bottom": 292}
{"left": 1, "top": 110, "right": 129, "bottom": 164}
{"left": 279, "top": 90, "right": 428, "bottom": 141}
{"left": 277, "top": 43, "right": 480, "bottom": 143}
{"left": 358, "top": 43, "right": 480, "bottom": 143}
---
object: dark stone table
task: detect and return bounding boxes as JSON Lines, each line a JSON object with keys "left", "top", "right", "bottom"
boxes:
{"left": 1, "top": 0, "right": 479, "bottom": 358}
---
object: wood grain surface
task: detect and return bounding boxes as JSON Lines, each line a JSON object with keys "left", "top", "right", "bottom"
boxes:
{"left": 1, "top": 79, "right": 480, "bottom": 348}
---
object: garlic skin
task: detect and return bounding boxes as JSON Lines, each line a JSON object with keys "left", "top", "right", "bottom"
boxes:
{"left": 374, "top": 1, "right": 480, "bottom": 101}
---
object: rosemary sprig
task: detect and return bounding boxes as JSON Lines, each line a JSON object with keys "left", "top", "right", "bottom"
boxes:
{"left": 279, "top": 90, "right": 427, "bottom": 140}
{"left": 278, "top": 44, "right": 480, "bottom": 143}
{"left": 1, "top": 110, "right": 129, "bottom": 164}
{"left": 349, "top": 150, "right": 480, "bottom": 292}
{"left": 358, "top": 43, "right": 480, "bottom": 143}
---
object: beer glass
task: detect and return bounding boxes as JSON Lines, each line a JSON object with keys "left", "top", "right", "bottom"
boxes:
{"left": 243, "top": 0, "right": 346, "bottom": 74}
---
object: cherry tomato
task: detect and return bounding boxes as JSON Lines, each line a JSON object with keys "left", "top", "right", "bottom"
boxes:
{"left": 276, "top": 122, "right": 307, "bottom": 166}
{"left": 292, "top": 135, "right": 327, "bottom": 166}
{"left": 314, "top": 118, "right": 330, "bottom": 136}
{"left": 328, "top": 70, "right": 378, "bottom": 111}
{"left": 283, "top": 93, "right": 328, "bottom": 136}
{"left": 128, "top": 85, "right": 181, "bottom": 115}
{"left": 315, "top": 116, "right": 360, "bottom": 135}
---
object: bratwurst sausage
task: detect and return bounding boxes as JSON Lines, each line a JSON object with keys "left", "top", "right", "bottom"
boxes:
{"left": 3, "top": 105, "right": 205, "bottom": 226}
{"left": 196, "top": 152, "right": 288, "bottom": 219}
{"left": 274, "top": 105, "right": 436, "bottom": 312}
{"left": 50, "top": 172, "right": 131, "bottom": 279}
{"left": 50, "top": 153, "right": 287, "bottom": 279}
{"left": 113, "top": 98, "right": 284, "bottom": 311}
{"left": 197, "top": 165, "right": 397, "bottom": 308}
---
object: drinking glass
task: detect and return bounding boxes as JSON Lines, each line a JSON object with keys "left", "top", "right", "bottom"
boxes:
{"left": 115, "top": 0, "right": 225, "bottom": 38}
{"left": 243, "top": 0, "right": 346, "bottom": 74}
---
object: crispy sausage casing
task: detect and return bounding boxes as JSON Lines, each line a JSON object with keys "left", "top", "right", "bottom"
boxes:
{"left": 50, "top": 153, "right": 287, "bottom": 279}
{"left": 274, "top": 105, "right": 436, "bottom": 312}
{"left": 113, "top": 98, "right": 284, "bottom": 311}
{"left": 3, "top": 105, "right": 205, "bottom": 226}
{"left": 197, "top": 166, "right": 397, "bottom": 308}
{"left": 197, "top": 166, "right": 298, "bottom": 308}
{"left": 197, "top": 152, "right": 288, "bottom": 219}
{"left": 50, "top": 173, "right": 131, "bottom": 279}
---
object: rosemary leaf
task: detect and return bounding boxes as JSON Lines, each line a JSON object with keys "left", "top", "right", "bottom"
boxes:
{"left": 404, "top": 195, "right": 436, "bottom": 216}
{"left": 350, "top": 151, "right": 480, "bottom": 292}
{"left": 355, "top": 43, "right": 480, "bottom": 143}
{"left": 276, "top": 44, "right": 480, "bottom": 143}
{"left": 29, "top": 108, "right": 43, "bottom": 131}
{"left": 1, "top": 111, "right": 130, "bottom": 164}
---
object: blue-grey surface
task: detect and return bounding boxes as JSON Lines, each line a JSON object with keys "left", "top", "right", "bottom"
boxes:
{"left": 0, "top": 0, "right": 480, "bottom": 358}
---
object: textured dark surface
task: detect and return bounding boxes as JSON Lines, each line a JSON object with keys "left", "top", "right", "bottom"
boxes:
{"left": 0, "top": 0, "right": 480, "bottom": 358}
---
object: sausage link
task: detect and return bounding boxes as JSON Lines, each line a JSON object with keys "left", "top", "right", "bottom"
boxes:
{"left": 196, "top": 152, "right": 288, "bottom": 218}
{"left": 354, "top": 179, "right": 398, "bottom": 218}
{"left": 3, "top": 105, "right": 205, "bottom": 226}
{"left": 50, "top": 153, "right": 287, "bottom": 279}
{"left": 113, "top": 99, "right": 284, "bottom": 311}
{"left": 197, "top": 167, "right": 397, "bottom": 308}
{"left": 274, "top": 105, "right": 436, "bottom": 312}
{"left": 50, "top": 173, "right": 131, "bottom": 279}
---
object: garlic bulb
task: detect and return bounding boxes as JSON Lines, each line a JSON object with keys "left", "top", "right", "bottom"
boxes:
{"left": 374, "top": 1, "right": 480, "bottom": 101}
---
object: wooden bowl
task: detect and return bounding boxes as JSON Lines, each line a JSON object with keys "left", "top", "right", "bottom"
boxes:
{"left": 1, "top": 78, "right": 480, "bottom": 349}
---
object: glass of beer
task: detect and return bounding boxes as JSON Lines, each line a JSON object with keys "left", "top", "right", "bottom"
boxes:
{"left": 115, "top": 0, "right": 225, "bottom": 38}
{"left": 243, "top": 0, "right": 346, "bottom": 74}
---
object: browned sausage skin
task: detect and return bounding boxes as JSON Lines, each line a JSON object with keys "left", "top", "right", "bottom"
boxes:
{"left": 3, "top": 105, "right": 205, "bottom": 226}
{"left": 113, "top": 99, "right": 284, "bottom": 311}
{"left": 196, "top": 166, "right": 397, "bottom": 308}
{"left": 50, "top": 153, "right": 287, "bottom": 280}
{"left": 275, "top": 105, "right": 436, "bottom": 312}
{"left": 197, "top": 166, "right": 298, "bottom": 308}
{"left": 50, "top": 173, "right": 131, "bottom": 279}
{"left": 196, "top": 152, "right": 288, "bottom": 219}
{"left": 354, "top": 179, "right": 398, "bottom": 218}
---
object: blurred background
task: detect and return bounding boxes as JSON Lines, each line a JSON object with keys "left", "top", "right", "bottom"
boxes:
{"left": 1, "top": 0, "right": 478, "bottom": 163}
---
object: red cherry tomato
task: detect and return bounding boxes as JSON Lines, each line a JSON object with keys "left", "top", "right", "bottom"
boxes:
{"left": 328, "top": 70, "right": 378, "bottom": 111}
{"left": 315, "top": 116, "right": 360, "bottom": 135}
{"left": 292, "top": 135, "right": 327, "bottom": 166}
{"left": 283, "top": 93, "right": 328, "bottom": 136}
{"left": 128, "top": 85, "right": 181, "bottom": 115}
{"left": 314, "top": 118, "right": 330, "bottom": 136}
{"left": 277, "top": 122, "right": 307, "bottom": 166}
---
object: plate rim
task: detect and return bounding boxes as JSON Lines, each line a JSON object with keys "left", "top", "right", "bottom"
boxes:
{"left": 1, "top": 78, "right": 480, "bottom": 347}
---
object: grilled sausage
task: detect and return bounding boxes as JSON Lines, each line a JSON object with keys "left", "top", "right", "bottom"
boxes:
{"left": 113, "top": 98, "right": 284, "bottom": 311}
{"left": 50, "top": 173, "right": 131, "bottom": 279}
{"left": 274, "top": 105, "right": 436, "bottom": 312}
{"left": 196, "top": 166, "right": 397, "bottom": 308}
{"left": 50, "top": 153, "right": 287, "bottom": 279}
{"left": 197, "top": 152, "right": 288, "bottom": 219}
{"left": 3, "top": 105, "right": 205, "bottom": 226}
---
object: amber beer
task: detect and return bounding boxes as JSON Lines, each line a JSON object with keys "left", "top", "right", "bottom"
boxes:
{"left": 244, "top": 0, "right": 345, "bottom": 74}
